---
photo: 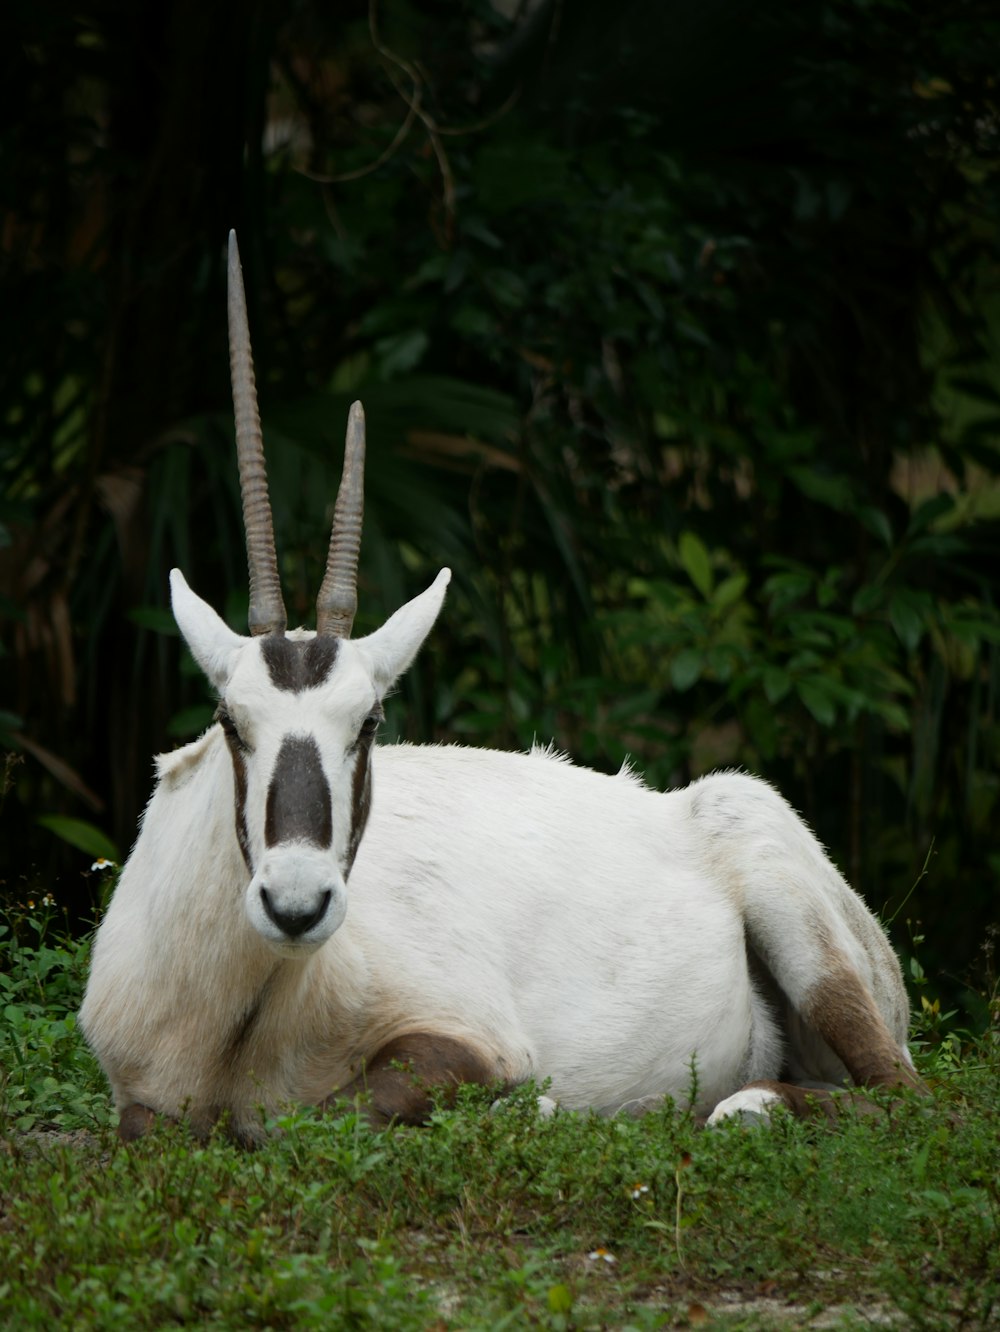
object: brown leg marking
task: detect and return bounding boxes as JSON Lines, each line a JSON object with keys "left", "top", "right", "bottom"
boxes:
{"left": 117, "top": 1103, "right": 160, "bottom": 1142}
{"left": 803, "top": 961, "right": 925, "bottom": 1094}
{"left": 324, "top": 1033, "right": 505, "bottom": 1128}
{"left": 117, "top": 1102, "right": 265, "bottom": 1147}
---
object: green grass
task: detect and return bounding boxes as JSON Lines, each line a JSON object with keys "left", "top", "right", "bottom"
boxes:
{"left": 1, "top": 912, "right": 998, "bottom": 1330}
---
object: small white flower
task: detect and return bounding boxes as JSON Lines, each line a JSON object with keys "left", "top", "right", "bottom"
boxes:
{"left": 91, "top": 858, "right": 116, "bottom": 872}
{"left": 41, "top": 893, "right": 55, "bottom": 907}
{"left": 631, "top": 1183, "right": 650, "bottom": 1200}
{"left": 587, "top": 1247, "right": 616, "bottom": 1265}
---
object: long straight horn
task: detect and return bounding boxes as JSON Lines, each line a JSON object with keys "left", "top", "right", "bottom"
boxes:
{"left": 227, "top": 230, "right": 287, "bottom": 637}
{"left": 316, "top": 401, "right": 365, "bottom": 638}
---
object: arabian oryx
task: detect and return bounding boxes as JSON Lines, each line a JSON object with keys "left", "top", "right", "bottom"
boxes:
{"left": 80, "top": 232, "right": 923, "bottom": 1145}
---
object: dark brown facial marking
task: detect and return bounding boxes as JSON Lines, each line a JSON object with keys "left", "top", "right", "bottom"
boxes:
{"left": 325, "top": 1033, "right": 506, "bottom": 1128}
{"left": 215, "top": 704, "right": 254, "bottom": 871}
{"left": 261, "top": 636, "right": 340, "bottom": 693}
{"left": 226, "top": 739, "right": 254, "bottom": 872}
{"left": 265, "top": 735, "right": 332, "bottom": 848}
{"left": 346, "top": 734, "right": 375, "bottom": 875}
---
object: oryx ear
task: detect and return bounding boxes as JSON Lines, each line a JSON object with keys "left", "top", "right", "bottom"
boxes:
{"left": 355, "top": 569, "right": 451, "bottom": 694}
{"left": 170, "top": 569, "right": 247, "bottom": 691}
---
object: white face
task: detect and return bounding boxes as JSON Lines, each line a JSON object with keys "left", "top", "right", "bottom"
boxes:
{"left": 221, "top": 637, "right": 380, "bottom": 954}
{"left": 170, "top": 567, "right": 451, "bottom": 956}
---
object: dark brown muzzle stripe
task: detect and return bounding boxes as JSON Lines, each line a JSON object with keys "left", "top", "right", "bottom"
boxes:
{"left": 265, "top": 735, "right": 333, "bottom": 848}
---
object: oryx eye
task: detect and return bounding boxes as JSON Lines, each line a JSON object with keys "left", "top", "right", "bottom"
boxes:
{"left": 353, "top": 706, "right": 383, "bottom": 749}
{"left": 216, "top": 706, "right": 250, "bottom": 753}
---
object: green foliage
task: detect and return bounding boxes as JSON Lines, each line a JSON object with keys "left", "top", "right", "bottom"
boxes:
{"left": 1, "top": 0, "right": 999, "bottom": 1010}
{"left": 36, "top": 816, "right": 120, "bottom": 863}
{"left": 0, "top": 906, "right": 109, "bottom": 1132}
{"left": 0, "top": 929, "right": 997, "bottom": 1328}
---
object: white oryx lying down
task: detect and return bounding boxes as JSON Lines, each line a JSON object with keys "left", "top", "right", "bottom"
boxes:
{"left": 80, "top": 233, "right": 923, "bottom": 1145}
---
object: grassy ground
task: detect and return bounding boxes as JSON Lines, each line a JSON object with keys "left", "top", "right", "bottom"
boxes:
{"left": 1, "top": 911, "right": 998, "bottom": 1330}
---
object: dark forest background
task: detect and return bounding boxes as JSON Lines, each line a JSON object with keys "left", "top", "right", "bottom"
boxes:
{"left": 2, "top": 0, "right": 998, "bottom": 1022}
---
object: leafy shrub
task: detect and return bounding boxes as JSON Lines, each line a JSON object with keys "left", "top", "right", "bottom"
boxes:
{"left": 0, "top": 902, "right": 109, "bottom": 1131}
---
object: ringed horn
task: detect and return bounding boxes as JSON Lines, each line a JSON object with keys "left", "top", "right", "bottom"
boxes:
{"left": 226, "top": 230, "right": 365, "bottom": 639}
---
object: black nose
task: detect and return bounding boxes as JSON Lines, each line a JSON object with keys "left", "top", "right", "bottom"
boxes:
{"left": 259, "top": 886, "right": 331, "bottom": 938}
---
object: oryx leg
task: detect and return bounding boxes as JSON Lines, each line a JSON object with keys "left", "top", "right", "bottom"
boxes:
{"left": 326, "top": 1033, "right": 507, "bottom": 1128}
{"left": 117, "top": 1102, "right": 160, "bottom": 1142}
{"left": 116, "top": 1100, "right": 266, "bottom": 1147}
{"left": 693, "top": 777, "right": 924, "bottom": 1125}
{"left": 709, "top": 944, "right": 925, "bottom": 1126}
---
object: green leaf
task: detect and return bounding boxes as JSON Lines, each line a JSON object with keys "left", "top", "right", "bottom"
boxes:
{"left": 37, "top": 816, "right": 119, "bottom": 863}
{"left": 945, "top": 610, "right": 1000, "bottom": 646}
{"left": 888, "top": 590, "right": 926, "bottom": 651}
{"left": 712, "top": 573, "right": 748, "bottom": 611}
{"left": 707, "top": 646, "right": 736, "bottom": 680}
{"left": 547, "top": 1285, "right": 573, "bottom": 1315}
{"left": 788, "top": 465, "right": 855, "bottom": 512}
{"left": 875, "top": 702, "right": 911, "bottom": 731}
{"left": 797, "top": 680, "right": 837, "bottom": 727}
{"left": 484, "top": 268, "right": 527, "bottom": 311}
{"left": 852, "top": 585, "right": 884, "bottom": 616}
{"left": 670, "top": 648, "right": 703, "bottom": 692}
{"left": 763, "top": 667, "right": 791, "bottom": 703}
{"left": 678, "top": 532, "right": 713, "bottom": 598}
{"left": 857, "top": 506, "right": 893, "bottom": 547}
{"left": 374, "top": 330, "right": 429, "bottom": 380}
{"left": 917, "top": 1189, "right": 954, "bottom": 1210}
{"left": 907, "top": 494, "right": 953, "bottom": 535}
{"left": 763, "top": 570, "right": 812, "bottom": 611}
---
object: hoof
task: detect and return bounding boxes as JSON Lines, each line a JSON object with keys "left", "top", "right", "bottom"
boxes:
{"left": 706, "top": 1087, "right": 783, "bottom": 1128}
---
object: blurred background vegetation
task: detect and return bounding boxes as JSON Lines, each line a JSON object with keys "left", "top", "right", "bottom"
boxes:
{"left": 2, "top": 0, "right": 998, "bottom": 1023}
